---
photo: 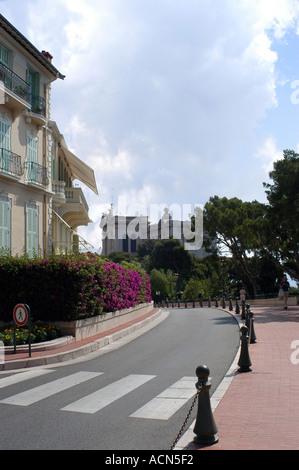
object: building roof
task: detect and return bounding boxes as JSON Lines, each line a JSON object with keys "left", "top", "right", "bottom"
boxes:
{"left": 0, "top": 14, "right": 65, "bottom": 80}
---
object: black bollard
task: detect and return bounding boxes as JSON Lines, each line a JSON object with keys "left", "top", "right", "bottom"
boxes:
{"left": 245, "top": 308, "right": 250, "bottom": 330}
{"left": 222, "top": 297, "right": 226, "bottom": 309}
{"left": 235, "top": 299, "right": 240, "bottom": 314}
{"left": 215, "top": 298, "right": 218, "bottom": 308}
{"left": 200, "top": 298, "right": 203, "bottom": 308}
{"left": 237, "top": 325, "right": 252, "bottom": 372}
{"left": 248, "top": 309, "right": 257, "bottom": 344}
{"left": 229, "top": 297, "right": 233, "bottom": 311}
{"left": 193, "top": 365, "right": 219, "bottom": 445}
{"left": 241, "top": 300, "right": 246, "bottom": 320}
{"left": 208, "top": 298, "right": 211, "bottom": 308}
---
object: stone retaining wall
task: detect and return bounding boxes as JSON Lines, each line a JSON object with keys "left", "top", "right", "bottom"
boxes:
{"left": 53, "top": 302, "right": 154, "bottom": 341}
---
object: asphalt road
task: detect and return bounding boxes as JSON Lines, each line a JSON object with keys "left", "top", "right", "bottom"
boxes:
{"left": 0, "top": 308, "right": 240, "bottom": 451}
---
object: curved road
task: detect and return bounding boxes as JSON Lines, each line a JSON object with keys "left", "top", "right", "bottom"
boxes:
{"left": 0, "top": 308, "right": 240, "bottom": 450}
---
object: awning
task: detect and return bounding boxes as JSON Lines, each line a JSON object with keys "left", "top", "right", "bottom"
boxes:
{"left": 60, "top": 145, "right": 98, "bottom": 195}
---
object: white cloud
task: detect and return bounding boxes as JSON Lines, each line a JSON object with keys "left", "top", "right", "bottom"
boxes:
{"left": 254, "top": 136, "right": 282, "bottom": 174}
{"left": 2, "top": 0, "right": 299, "bottom": 251}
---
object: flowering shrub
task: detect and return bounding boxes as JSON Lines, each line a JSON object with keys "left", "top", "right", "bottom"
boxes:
{"left": 0, "top": 252, "right": 152, "bottom": 323}
{"left": 100, "top": 263, "right": 152, "bottom": 312}
{"left": 0, "top": 321, "right": 61, "bottom": 346}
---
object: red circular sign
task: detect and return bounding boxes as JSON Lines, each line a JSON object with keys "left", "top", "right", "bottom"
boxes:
{"left": 13, "top": 304, "right": 29, "bottom": 327}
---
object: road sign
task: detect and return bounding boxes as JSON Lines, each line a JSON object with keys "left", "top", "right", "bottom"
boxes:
{"left": 13, "top": 304, "right": 29, "bottom": 327}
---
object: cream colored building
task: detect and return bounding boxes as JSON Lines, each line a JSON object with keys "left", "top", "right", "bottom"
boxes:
{"left": 49, "top": 121, "right": 98, "bottom": 253}
{"left": 0, "top": 15, "right": 97, "bottom": 256}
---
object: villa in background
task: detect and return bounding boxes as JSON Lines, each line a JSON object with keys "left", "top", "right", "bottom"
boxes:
{"left": 101, "top": 207, "right": 212, "bottom": 258}
{"left": 0, "top": 14, "right": 98, "bottom": 256}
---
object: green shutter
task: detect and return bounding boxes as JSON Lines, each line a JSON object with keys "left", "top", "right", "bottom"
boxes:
{"left": 27, "top": 136, "right": 38, "bottom": 163}
{"left": 27, "top": 135, "right": 38, "bottom": 182}
{"left": 27, "top": 206, "right": 38, "bottom": 257}
{"left": 0, "top": 121, "right": 10, "bottom": 150}
{"left": 0, "top": 199, "right": 10, "bottom": 250}
{"left": 33, "top": 72, "right": 40, "bottom": 97}
{"left": 51, "top": 141, "right": 56, "bottom": 180}
{"left": 0, "top": 44, "right": 9, "bottom": 67}
{"left": 0, "top": 121, "right": 11, "bottom": 172}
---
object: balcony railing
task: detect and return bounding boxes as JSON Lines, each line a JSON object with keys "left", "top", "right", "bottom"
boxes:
{"left": 0, "top": 62, "right": 31, "bottom": 103}
{"left": 31, "top": 94, "right": 46, "bottom": 118}
{"left": 0, "top": 62, "right": 46, "bottom": 117}
{"left": 0, "top": 148, "right": 23, "bottom": 177}
{"left": 25, "top": 161, "right": 49, "bottom": 186}
{"left": 65, "top": 187, "right": 89, "bottom": 214}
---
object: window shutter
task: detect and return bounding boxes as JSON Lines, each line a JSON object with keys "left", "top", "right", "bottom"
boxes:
{"left": 27, "top": 135, "right": 38, "bottom": 182}
{"left": 27, "top": 135, "right": 38, "bottom": 163}
{"left": 0, "top": 44, "right": 9, "bottom": 67}
{"left": 27, "top": 206, "right": 38, "bottom": 257}
{"left": 0, "top": 199, "right": 10, "bottom": 250}
{"left": 0, "top": 121, "right": 10, "bottom": 150}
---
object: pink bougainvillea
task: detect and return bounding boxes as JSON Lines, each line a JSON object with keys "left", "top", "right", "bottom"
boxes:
{"left": 0, "top": 253, "right": 152, "bottom": 323}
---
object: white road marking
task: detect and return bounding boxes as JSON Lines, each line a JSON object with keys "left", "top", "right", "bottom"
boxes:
{"left": 0, "top": 371, "right": 102, "bottom": 406}
{"left": 61, "top": 374, "right": 156, "bottom": 414}
{"left": 0, "top": 369, "right": 55, "bottom": 389}
{"left": 130, "top": 376, "right": 196, "bottom": 420}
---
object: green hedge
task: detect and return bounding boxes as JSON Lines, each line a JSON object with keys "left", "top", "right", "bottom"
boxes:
{"left": 0, "top": 252, "right": 152, "bottom": 323}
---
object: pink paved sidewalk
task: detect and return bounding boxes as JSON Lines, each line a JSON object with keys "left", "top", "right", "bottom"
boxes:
{"left": 2, "top": 308, "right": 160, "bottom": 368}
{"left": 180, "top": 304, "right": 299, "bottom": 450}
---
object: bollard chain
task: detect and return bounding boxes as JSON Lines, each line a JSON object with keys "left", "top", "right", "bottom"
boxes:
{"left": 170, "top": 384, "right": 203, "bottom": 450}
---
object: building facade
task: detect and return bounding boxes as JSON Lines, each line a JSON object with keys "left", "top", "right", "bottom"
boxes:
{"left": 101, "top": 207, "right": 211, "bottom": 258}
{"left": 0, "top": 15, "right": 97, "bottom": 256}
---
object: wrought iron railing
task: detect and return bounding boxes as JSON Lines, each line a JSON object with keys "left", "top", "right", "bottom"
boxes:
{"left": 0, "top": 148, "right": 23, "bottom": 177}
{"left": 0, "top": 62, "right": 46, "bottom": 117}
{"left": 25, "top": 161, "right": 49, "bottom": 186}
{"left": 0, "top": 62, "right": 31, "bottom": 103}
{"left": 31, "top": 94, "right": 46, "bottom": 118}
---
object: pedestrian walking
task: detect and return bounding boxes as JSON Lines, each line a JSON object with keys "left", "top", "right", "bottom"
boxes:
{"left": 280, "top": 275, "right": 290, "bottom": 310}
{"left": 239, "top": 286, "right": 246, "bottom": 303}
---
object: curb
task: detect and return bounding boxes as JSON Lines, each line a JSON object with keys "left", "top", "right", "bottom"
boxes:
{"left": 1, "top": 309, "right": 164, "bottom": 371}
{"left": 174, "top": 307, "right": 243, "bottom": 449}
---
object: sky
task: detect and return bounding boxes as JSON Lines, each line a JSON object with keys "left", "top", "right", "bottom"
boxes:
{"left": 1, "top": 0, "right": 299, "bottom": 253}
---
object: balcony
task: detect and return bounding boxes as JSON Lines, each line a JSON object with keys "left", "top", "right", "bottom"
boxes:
{"left": 26, "top": 94, "right": 46, "bottom": 125}
{"left": 25, "top": 161, "right": 49, "bottom": 187}
{"left": 0, "top": 62, "right": 31, "bottom": 110}
{"left": 0, "top": 148, "right": 23, "bottom": 178}
{"left": 52, "top": 180, "right": 66, "bottom": 205}
{"left": 58, "top": 187, "right": 91, "bottom": 228}
{"left": 0, "top": 62, "right": 46, "bottom": 123}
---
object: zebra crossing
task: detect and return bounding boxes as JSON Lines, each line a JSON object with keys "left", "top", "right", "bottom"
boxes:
{"left": 0, "top": 369, "right": 197, "bottom": 420}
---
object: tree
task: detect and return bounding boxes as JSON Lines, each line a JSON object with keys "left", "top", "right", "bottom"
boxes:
{"left": 259, "top": 150, "right": 299, "bottom": 282}
{"left": 203, "top": 196, "right": 266, "bottom": 296}
{"left": 149, "top": 269, "right": 176, "bottom": 301}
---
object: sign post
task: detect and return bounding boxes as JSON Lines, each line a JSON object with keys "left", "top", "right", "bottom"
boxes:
{"left": 13, "top": 304, "right": 31, "bottom": 357}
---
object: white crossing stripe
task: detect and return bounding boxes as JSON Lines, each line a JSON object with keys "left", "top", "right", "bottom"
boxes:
{"left": 61, "top": 374, "right": 156, "bottom": 414}
{"left": 130, "top": 376, "right": 196, "bottom": 420}
{"left": 0, "top": 369, "right": 55, "bottom": 389}
{"left": 0, "top": 371, "right": 102, "bottom": 406}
